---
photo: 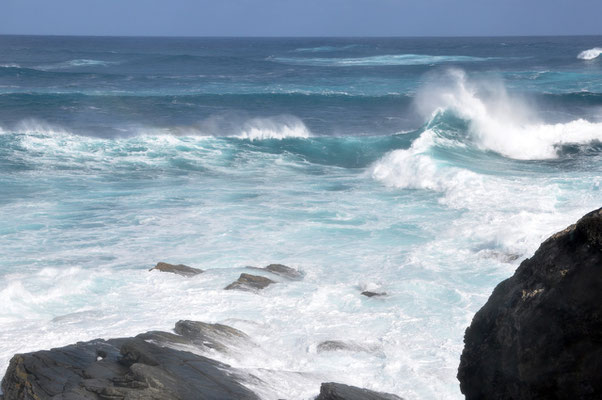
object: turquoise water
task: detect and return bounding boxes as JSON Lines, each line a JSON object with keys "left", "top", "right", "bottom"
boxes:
{"left": 0, "top": 36, "right": 601, "bottom": 399}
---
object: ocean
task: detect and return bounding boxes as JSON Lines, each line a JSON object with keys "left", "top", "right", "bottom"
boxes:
{"left": 0, "top": 35, "right": 601, "bottom": 399}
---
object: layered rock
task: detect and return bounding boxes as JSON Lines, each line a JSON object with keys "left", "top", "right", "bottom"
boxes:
{"left": 0, "top": 321, "right": 259, "bottom": 400}
{"left": 458, "top": 208, "right": 602, "bottom": 399}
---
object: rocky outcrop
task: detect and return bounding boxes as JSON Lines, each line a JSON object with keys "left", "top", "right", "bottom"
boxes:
{"left": 0, "top": 321, "right": 259, "bottom": 400}
{"left": 248, "top": 264, "right": 304, "bottom": 280}
{"left": 149, "top": 262, "right": 203, "bottom": 277}
{"left": 316, "top": 382, "right": 403, "bottom": 400}
{"left": 225, "top": 273, "right": 275, "bottom": 291}
{"left": 458, "top": 208, "right": 602, "bottom": 399}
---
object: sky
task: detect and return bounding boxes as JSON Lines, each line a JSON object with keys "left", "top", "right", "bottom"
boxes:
{"left": 1, "top": 0, "right": 601, "bottom": 37}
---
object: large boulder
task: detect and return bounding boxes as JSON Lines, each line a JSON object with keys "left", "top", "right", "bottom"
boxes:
{"left": 1, "top": 321, "right": 259, "bottom": 400}
{"left": 458, "top": 208, "right": 602, "bottom": 399}
{"left": 315, "top": 382, "right": 403, "bottom": 400}
{"left": 149, "top": 262, "right": 203, "bottom": 277}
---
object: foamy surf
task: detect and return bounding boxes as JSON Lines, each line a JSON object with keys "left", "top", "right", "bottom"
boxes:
{"left": 1, "top": 36, "right": 602, "bottom": 400}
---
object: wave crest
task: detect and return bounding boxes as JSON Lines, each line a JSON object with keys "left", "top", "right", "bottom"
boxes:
{"left": 237, "top": 116, "right": 312, "bottom": 140}
{"left": 577, "top": 48, "right": 602, "bottom": 60}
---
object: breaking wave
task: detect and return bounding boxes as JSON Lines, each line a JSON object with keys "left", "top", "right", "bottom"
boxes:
{"left": 577, "top": 48, "right": 602, "bottom": 60}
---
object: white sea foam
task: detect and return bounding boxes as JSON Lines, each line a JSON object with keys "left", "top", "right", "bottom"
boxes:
{"left": 577, "top": 48, "right": 602, "bottom": 60}
{"left": 272, "top": 54, "right": 492, "bottom": 67}
{"left": 37, "top": 59, "right": 114, "bottom": 70}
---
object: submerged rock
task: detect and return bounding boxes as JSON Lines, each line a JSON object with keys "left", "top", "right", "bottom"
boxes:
{"left": 0, "top": 321, "right": 260, "bottom": 400}
{"left": 361, "top": 291, "right": 387, "bottom": 297}
{"left": 149, "top": 262, "right": 203, "bottom": 277}
{"left": 316, "top": 382, "right": 403, "bottom": 400}
{"left": 316, "top": 340, "right": 379, "bottom": 354}
{"left": 225, "top": 273, "right": 275, "bottom": 291}
{"left": 458, "top": 208, "right": 602, "bottom": 399}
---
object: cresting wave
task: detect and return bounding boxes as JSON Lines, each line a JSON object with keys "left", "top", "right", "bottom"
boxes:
{"left": 371, "top": 68, "right": 602, "bottom": 196}
{"left": 577, "top": 48, "right": 602, "bottom": 60}
{"left": 272, "top": 54, "right": 493, "bottom": 67}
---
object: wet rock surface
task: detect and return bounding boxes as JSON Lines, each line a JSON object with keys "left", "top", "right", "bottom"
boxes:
{"left": 149, "top": 262, "right": 203, "bottom": 277}
{"left": 316, "top": 382, "right": 403, "bottom": 400}
{"left": 0, "top": 321, "right": 260, "bottom": 400}
{"left": 248, "top": 264, "right": 304, "bottom": 280}
{"left": 458, "top": 208, "right": 602, "bottom": 399}
{"left": 225, "top": 273, "right": 275, "bottom": 291}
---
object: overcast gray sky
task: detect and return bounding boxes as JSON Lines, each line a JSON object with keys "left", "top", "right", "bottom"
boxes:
{"left": 1, "top": 0, "right": 601, "bottom": 37}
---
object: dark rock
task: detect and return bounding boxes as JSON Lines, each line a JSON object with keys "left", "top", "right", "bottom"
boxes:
{"left": 361, "top": 291, "right": 387, "bottom": 297}
{"left": 248, "top": 264, "right": 304, "bottom": 280}
{"left": 1, "top": 322, "right": 260, "bottom": 400}
{"left": 225, "top": 273, "right": 275, "bottom": 291}
{"left": 149, "top": 262, "right": 203, "bottom": 277}
{"left": 458, "top": 208, "right": 602, "bottom": 399}
{"left": 316, "top": 382, "right": 403, "bottom": 400}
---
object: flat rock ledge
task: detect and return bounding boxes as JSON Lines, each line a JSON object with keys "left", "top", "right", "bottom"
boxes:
{"left": 149, "top": 262, "right": 203, "bottom": 277}
{"left": 316, "top": 382, "right": 403, "bottom": 400}
{"left": 0, "top": 321, "right": 259, "bottom": 400}
{"left": 0, "top": 322, "right": 404, "bottom": 400}
{"left": 225, "top": 273, "right": 275, "bottom": 291}
{"left": 458, "top": 207, "right": 602, "bottom": 399}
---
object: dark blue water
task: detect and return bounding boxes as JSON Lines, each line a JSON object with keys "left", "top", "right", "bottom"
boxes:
{"left": 0, "top": 36, "right": 601, "bottom": 399}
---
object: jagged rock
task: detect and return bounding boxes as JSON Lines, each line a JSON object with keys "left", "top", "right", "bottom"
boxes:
{"left": 458, "top": 208, "right": 602, "bottom": 399}
{"left": 248, "top": 264, "right": 304, "bottom": 280}
{"left": 0, "top": 321, "right": 260, "bottom": 399}
{"left": 361, "top": 291, "right": 387, "bottom": 297}
{"left": 149, "top": 262, "right": 203, "bottom": 277}
{"left": 316, "top": 382, "right": 403, "bottom": 400}
{"left": 225, "top": 273, "right": 275, "bottom": 291}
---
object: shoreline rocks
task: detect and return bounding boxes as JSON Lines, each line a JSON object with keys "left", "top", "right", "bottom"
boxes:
{"left": 458, "top": 208, "right": 602, "bottom": 399}
{"left": 0, "top": 320, "right": 403, "bottom": 400}
{"left": 0, "top": 321, "right": 259, "bottom": 400}
{"left": 149, "top": 262, "right": 203, "bottom": 277}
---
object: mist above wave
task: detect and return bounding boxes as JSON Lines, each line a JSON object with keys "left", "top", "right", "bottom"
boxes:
{"left": 413, "top": 69, "right": 602, "bottom": 160}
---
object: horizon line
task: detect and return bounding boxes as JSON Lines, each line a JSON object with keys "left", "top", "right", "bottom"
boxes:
{"left": 1, "top": 33, "right": 601, "bottom": 39}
